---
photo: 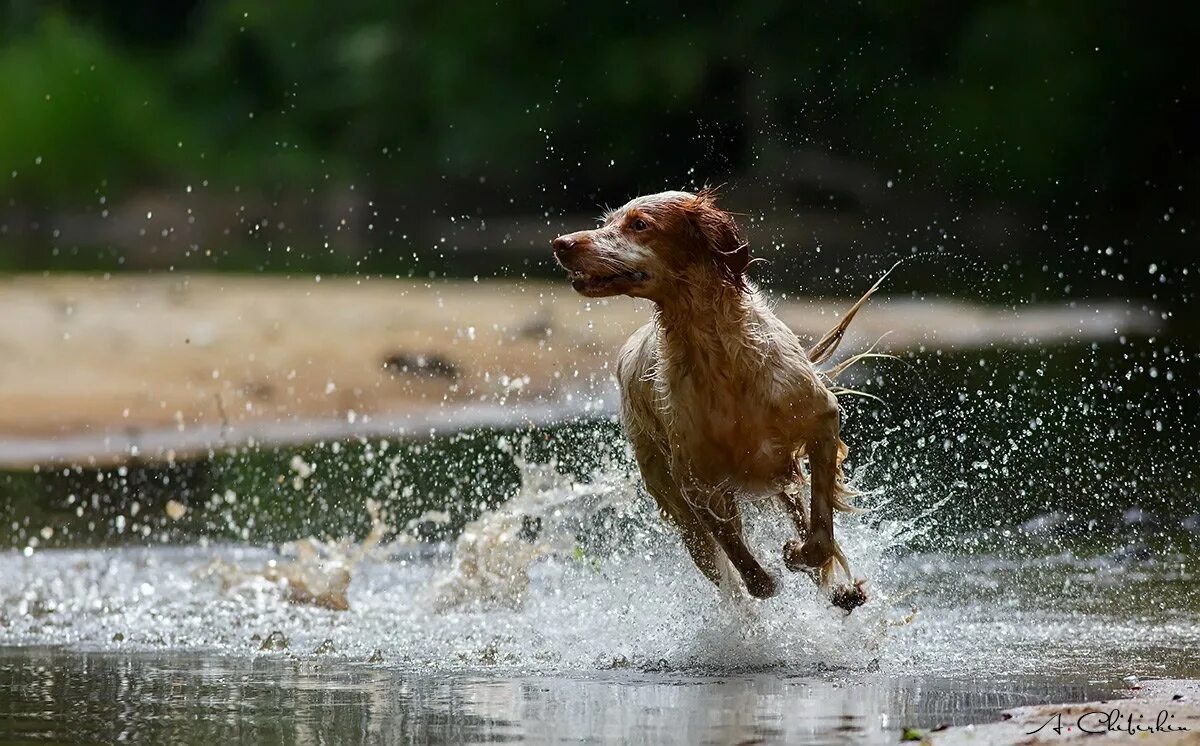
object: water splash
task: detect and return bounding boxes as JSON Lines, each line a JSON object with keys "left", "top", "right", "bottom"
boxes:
{"left": 431, "top": 449, "right": 633, "bottom": 611}
{"left": 197, "top": 498, "right": 393, "bottom": 611}
{"left": 1, "top": 332, "right": 1197, "bottom": 705}
{"left": 0, "top": 437, "right": 915, "bottom": 674}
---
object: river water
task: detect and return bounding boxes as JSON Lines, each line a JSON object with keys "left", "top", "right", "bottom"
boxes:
{"left": 0, "top": 341, "right": 1196, "bottom": 743}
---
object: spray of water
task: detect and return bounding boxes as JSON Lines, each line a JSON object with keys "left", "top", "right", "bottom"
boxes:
{"left": 0, "top": 428, "right": 929, "bottom": 674}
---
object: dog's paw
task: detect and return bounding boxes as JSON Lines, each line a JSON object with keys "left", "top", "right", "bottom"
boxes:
{"left": 744, "top": 568, "right": 779, "bottom": 599}
{"left": 784, "top": 535, "right": 834, "bottom": 571}
{"left": 830, "top": 579, "right": 868, "bottom": 613}
{"left": 782, "top": 538, "right": 809, "bottom": 573}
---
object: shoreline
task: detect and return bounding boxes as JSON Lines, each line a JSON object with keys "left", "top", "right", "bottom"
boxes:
{"left": 0, "top": 399, "right": 602, "bottom": 468}
{"left": 0, "top": 274, "right": 1162, "bottom": 467}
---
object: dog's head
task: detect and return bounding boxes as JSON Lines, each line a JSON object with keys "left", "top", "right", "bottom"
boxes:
{"left": 552, "top": 188, "right": 750, "bottom": 300}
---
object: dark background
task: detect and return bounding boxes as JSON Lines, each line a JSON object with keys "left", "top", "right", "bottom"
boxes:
{"left": 0, "top": 1, "right": 1196, "bottom": 555}
{"left": 0, "top": 1, "right": 1196, "bottom": 313}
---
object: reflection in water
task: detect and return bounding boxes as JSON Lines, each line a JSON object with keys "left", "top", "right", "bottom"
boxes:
{"left": 0, "top": 648, "right": 1119, "bottom": 744}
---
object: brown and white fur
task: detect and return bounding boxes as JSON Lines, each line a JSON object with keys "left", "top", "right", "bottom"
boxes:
{"left": 552, "top": 188, "right": 871, "bottom": 609}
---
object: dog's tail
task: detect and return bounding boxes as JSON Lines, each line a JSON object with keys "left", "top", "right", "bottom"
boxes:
{"left": 807, "top": 262, "right": 903, "bottom": 532}
{"left": 807, "top": 260, "right": 902, "bottom": 367}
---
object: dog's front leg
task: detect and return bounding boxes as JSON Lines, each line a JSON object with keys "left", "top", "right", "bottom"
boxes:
{"left": 634, "top": 446, "right": 724, "bottom": 588}
{"left": 692, "top": 489, "right": 778, "bottom": 599}
{"left": 671, "top": 506, "right": 723, "bottom": 588}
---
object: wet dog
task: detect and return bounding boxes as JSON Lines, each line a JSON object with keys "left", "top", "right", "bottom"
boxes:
{"left": 553, "top": 188, "right": 870, "bottom": 610}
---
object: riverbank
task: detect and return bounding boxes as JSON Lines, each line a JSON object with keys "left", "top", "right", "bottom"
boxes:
{"left": 0, "top": 274, "right": 1161, "bottom": 466}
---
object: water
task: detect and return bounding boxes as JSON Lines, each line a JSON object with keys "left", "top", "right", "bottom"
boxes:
{"left": 0, "top": 648, "right": 1131, "bottom": 744}
{"left": 0, "top": 537, "right": 1194, "bottom": 742}
{"left": 1, "top": 534, "right": 1196, "bottom": 743}
{"left": 0, "top": 341, "right": 1196, "bottom": 741}
{"left": 0, "top": 504, "right": 1196, "bottom": 742}
{"left": 3, "top": 521, "right": 1198, "bottom": 672}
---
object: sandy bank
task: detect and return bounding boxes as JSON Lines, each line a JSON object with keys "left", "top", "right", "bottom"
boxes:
{"left": 0, "top": 274, "right": 1160, "bottom": 466}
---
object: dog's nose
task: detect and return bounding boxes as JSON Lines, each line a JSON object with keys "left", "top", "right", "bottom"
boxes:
{"left": 552, "top": 235, "right": 576, "bottom": 256}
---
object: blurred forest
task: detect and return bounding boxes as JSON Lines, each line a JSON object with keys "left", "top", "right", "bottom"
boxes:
{"left": 0, "top": 1, "right": 1195, "bottom": 307}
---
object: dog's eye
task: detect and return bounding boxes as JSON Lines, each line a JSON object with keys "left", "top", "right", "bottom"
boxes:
{"left": 630, "top": 218, "right": 648, "bottom": 232}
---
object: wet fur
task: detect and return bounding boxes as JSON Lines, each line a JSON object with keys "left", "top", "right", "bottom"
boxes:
{"left": 553, "top": 189, "right": 864, "bottom": 603}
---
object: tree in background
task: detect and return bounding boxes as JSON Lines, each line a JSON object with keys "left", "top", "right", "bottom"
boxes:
{"left": 0, "top": 1, "right": 1194, "bottom": 278}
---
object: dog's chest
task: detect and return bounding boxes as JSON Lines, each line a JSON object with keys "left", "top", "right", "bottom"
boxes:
{"left": 669, "top": 375, "right": 797, "bottom": 488}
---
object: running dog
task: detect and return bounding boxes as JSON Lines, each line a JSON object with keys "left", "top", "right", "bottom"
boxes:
{"left": 553, "top": 188, "right": 874, "bottom": 610}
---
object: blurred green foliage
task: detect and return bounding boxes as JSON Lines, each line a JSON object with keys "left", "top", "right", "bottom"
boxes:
{"left": 0, "top": 16, "right": 193, "bottom": 201}
{"left": 0, "top": 1, "right": 1195, "bottom": 268}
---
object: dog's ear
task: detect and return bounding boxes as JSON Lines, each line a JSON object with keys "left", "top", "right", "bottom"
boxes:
{"left": 688, "top": 187, "right": 751, "bottom": 291}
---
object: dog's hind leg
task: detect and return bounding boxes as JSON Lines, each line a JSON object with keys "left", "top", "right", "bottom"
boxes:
{"left": 693, "top": 490, "right": 778, "bottom": 599}
{"left": 789, "top": 430, "right": 868, "bottom": 611}
{"left": 787, "top": 413, "right": 853, "bottom": 587}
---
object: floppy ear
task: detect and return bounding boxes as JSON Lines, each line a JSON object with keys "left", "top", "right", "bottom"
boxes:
{"left": 688, "top": 187, "right": 751, "bottom": 291}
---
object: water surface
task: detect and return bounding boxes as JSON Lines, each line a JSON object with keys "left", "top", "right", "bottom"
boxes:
{"left": 0, "top": 341, "right": 1196, "bottom": 742}
{"left": 0, "top": 647, "right": 1133, "bottom": 744}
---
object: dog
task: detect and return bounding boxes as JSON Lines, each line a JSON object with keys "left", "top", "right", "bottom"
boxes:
{"left": 553, "top": 188, "right": 873, "bottom": 610}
